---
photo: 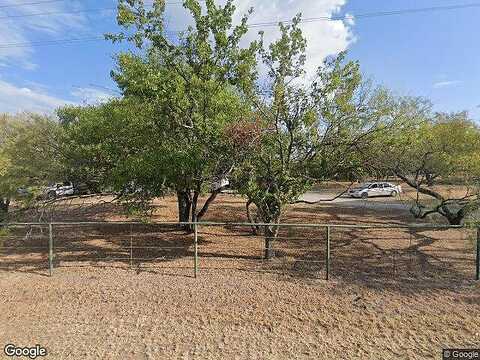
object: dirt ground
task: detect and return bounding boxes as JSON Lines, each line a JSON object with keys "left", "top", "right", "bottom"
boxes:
{"left": 1, "top": 193, "right": 479, "bottom": 359}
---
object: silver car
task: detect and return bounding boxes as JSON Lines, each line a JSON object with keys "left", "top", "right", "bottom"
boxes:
{"left": 45, "top": 181, "right": 74, "bottom": 199}
{"left": 348, "top": 182, "right": 402, "bottom": 199}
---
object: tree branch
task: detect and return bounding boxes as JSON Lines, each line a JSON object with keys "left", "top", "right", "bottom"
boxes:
{"left": 195, "top": 184, "right": 229, "bottom": 220}
{"left": 292, "top": 182, "right": 354, "bottom": 204}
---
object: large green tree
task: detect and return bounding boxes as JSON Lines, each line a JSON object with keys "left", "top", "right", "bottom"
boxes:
{"left": 233, "top": 17, "right": 399, "bottom": 258}
{"left": 0, "top": 113, "right": 63, "bottom": 219}
{"left": 372, "top": 110, "right": 480, "bottom": 225}
{"left": 106, "top": 0, "right": 260, "bottom": 224}
{"left": 58, "top": 100, "right": 156, "bottom": 200}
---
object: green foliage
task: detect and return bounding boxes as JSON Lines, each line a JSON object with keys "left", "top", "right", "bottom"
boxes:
{"left": 0, "top": 113, "right": 64, "bottom": 216}
{"left": 369, "top": 106, "right": 480, "bottom": 224}
{"left": 75, "top": 0, "right": 262, "bottom": 221}
{"left": 375, "top": 110, "right": 480, "bottom": 180}
{"left": 0, "top": 226, "right": 10, "bottom": 236}
{"left": 59, "top": 99, "right": 159, "bottom": 195}
{"left": 234, "top": 17, "right": 395, "bottom": 227}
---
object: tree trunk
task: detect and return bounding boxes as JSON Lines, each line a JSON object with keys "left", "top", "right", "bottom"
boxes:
{"left": 443, "top": 207, "right": 464, "bottom": 226}
{"left": 396, "top": 172, "right": 469, "bottom": 225}
{"left": 264, "top": 226, "right": 274, "bottom": 259}
{"left": 177, "top": 186, "right": 226, "bottom": 232}
{"left": 412, "top": 201, "right": 466, "bottom": 226}
{"left": 191, "top": 191, "right": 199, "bottom": 223}
{"left": 0, "top": 198, "right": 9, "bottom": 221}
{"left": 177, "top": 190, "right": 191, "bottom": 230}
{"left": 246, "top": 199, "right": 259, "bottom": 235}
{"left": 264, "top": 222, "right": 280, "bottom": 260}
{"left": 448, "top": 217, "right": 463, "bottom": 226}
{"left": 257, "top": 199, "right": 282, "bottom": 260}
{"left": 196, "top": 185, "right": 228, "bottom": 221}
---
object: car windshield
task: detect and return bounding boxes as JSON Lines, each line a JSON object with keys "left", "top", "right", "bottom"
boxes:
{"left": 354, "top": 183, "right": 371, "bottom": 189}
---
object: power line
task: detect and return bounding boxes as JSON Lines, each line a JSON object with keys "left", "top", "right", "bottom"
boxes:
{"left": 247, "top": 3, "right": 480, "bottom": 28}
{"left": 0, "top": 36, "right": 104, "bottom": 49}
{"left": 87, "top": 83, "right": 121, "bottom": 94}
{"left": 0, "top": 0, "right": 66, "bottom": 8}
{"left": 0, "top": 1, "right": 479, "bottom": 21}
{"left": 0, "top": 7, "right": 118, "bottom": 19}
{"left": 0, "top": 0, "right": 192, "bottom": 9}
{"left": 0, "top": 1, "right": 183, "bottom": 19}
{"left": 0, "top": 2, "right": 479, "bottom": 48}
{"left": 72, "top": 84, "right": 121, "bottom": 95}
{"left": 0, "top": 30, "right": 175, "bottom": 48}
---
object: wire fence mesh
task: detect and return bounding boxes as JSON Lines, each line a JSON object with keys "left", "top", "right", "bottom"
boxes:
{"left": 0, "top": 222, "right": 478, "bottom": 282}
{"left": 0, "top": 224, "right": 50, "bottom": 273}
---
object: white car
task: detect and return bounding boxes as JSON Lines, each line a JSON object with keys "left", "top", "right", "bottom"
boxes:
{"left": 348, "top": 182, "right": 402, "bottom": 199}
{"left": 45, "top": 182, "right": 74, "bottom": 199}
{"left": 212, "top": 177, "right": 230, "bottom": 191}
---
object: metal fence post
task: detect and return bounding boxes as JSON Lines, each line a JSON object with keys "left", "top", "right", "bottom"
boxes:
{"left": 129, "top": 224, "right": 133, "bottom": 269}
{"left": 392, "top": 251, "right": 397, "bottom": 277}
{"left": 48, "top": 223, "right": 53, "bottom": 276}
{"left": 194, "top": 223, "right": 198, "bottom": 279}
{"left": 325, "top": 226, "right": 331, "bottom": 281}
{"left": 476, "top": 227, "right": 479, "bottom": 281}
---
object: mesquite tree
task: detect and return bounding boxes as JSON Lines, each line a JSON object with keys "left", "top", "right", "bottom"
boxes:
{"left": 0, "top": 113, "right": 64, "bottom": 219}
{"left": 108, "top": 0, "right": 260, "bottom": 225}
{"left": 373, "top": 110, "right": 480, "bottom": 225}
{"left": 234, "top": 17, "right": 395, "bottom": 258}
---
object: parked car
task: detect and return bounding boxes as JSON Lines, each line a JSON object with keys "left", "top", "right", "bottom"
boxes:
{"left": 73, "top": 182, "right": 99, "bottom": 195}
{"left": 16, "top": 187, "right": 32, "bottom": 197}
{"left": 45, "top": 181, "right": 74, "bottom": 199}
{"left": 211, "top": 177, "right": 230, "bottom": 191}
{"left": 348, "top": 182, "right": 402, "bottom": 199}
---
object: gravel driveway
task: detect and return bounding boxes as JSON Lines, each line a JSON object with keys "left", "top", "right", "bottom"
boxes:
{"left": 300, "top": 192, "right": 410, "bottom": 212}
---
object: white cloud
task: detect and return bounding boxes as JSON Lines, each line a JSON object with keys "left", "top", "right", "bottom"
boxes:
{"left": 0, "top": 21, "right": 33, "bottom": 69}
{"left": 0, "top": 81, "right": 114, "bottom": 114}
{"left": 0, "top": 79, "right": 72, "bottom": 113}
{"left": 0, "top": 0, "right": 87, "bottom": 68}
{"left": 71, "top": 87, "right": 114, "bottom": 104}
{"left": 433, "top": 80, "right": 462, "bottom": 89}
{"left": 0, "top": 1, "right": 355, "bottom": 112}
{"left": 250, "top": 0, "right": 354, "bottom": 78}
{"left": 166, "top": 0, "right": 355, "bottom": 78}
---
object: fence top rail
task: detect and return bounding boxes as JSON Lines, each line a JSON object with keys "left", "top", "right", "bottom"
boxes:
{"left": 0, "top": 221, "right": 468, "bottom": 230}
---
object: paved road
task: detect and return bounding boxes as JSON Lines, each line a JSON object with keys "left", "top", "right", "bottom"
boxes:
{"left": 300, "top": 191, "right": 410, "bottom": 212}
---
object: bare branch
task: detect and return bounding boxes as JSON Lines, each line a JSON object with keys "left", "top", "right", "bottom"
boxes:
{"left": 292, "top": 182, "right": 355, "bottom": 204}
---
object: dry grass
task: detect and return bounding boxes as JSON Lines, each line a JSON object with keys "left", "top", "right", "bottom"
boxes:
{"left": 0, "top": 194, "right": 479, "bottom": 359}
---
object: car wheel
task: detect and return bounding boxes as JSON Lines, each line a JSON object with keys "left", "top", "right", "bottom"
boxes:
{"left": 47, "top": 191, "right": 57, "bottom": 199}
{"left": 361, "top": 192, "right": 368, "bottom": 199}
{"left": 390, "top": 190, "right": 398, "bottom": 197}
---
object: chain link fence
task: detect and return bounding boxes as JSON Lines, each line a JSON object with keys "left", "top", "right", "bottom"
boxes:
{"left": 0, "top": 222, "right": 478, "bottom": 282}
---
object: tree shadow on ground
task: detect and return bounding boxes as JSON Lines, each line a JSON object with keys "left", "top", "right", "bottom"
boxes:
{"left": 11, "top": 196, "right": 169, "bottom": 223}
{"left": 0, "top": 223, "right": 210, "bottom": 277}
{"left": 288, "top": 202, "right": 414, "bottom": 225}
{"left": 261, "top": 226, "right": 477, "bottom": 294}
{"left": 0, "top": 219, "right": 476, "bottom": 297}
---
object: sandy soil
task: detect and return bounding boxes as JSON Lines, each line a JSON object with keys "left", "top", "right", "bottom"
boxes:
{"left": 1, "top": 267, "right": 479, "bottom": 360}
{"left": 1, "top": 194, "right": 479, "bottom": 359}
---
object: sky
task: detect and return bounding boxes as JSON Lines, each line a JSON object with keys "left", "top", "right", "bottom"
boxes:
{"left": 0, "top": 0, "right": 478, "bottom": 120}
